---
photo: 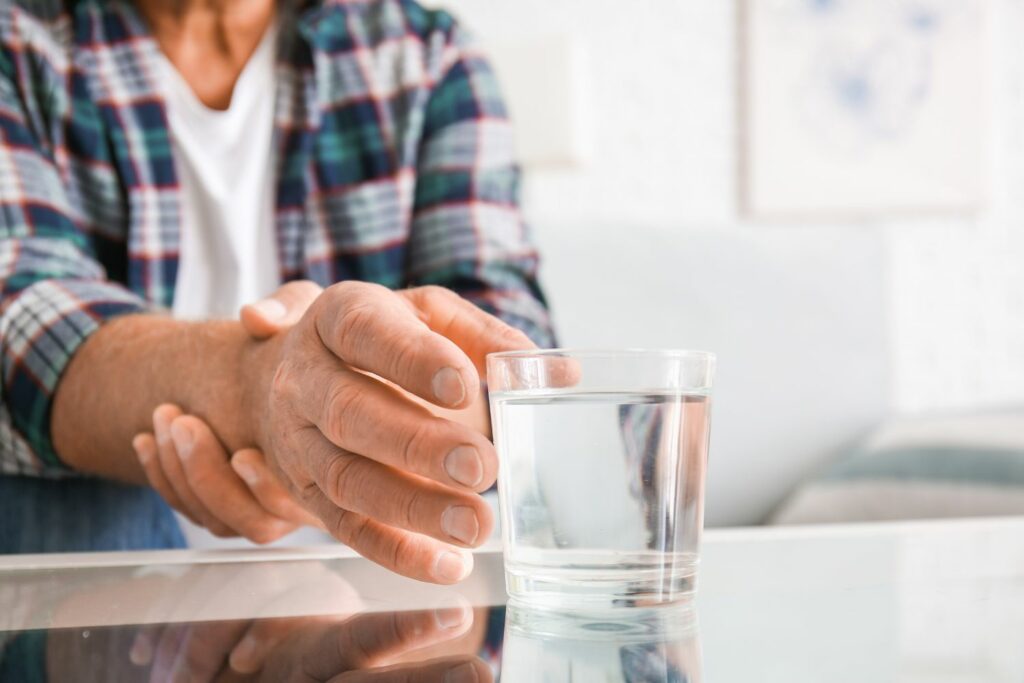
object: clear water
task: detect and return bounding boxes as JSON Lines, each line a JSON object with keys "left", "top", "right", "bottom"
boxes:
{"left": 491, "top": 391, "right": 711, "bottom": 606}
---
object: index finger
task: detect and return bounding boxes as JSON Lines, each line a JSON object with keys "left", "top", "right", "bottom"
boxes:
{"left": 313, "top": 283, "right": 481, "bottom": 409}
{"left": 401, "top": 286, "right": 536, "bottom": 375}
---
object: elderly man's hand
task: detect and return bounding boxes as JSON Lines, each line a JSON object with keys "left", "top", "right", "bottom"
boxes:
{"left": 132, "top": 281, "right": 326, "bottom": 544}
{"left": 133, "top": 404, "right": 323, "bottom": 543}
{"left": 132, "top": 281, "right": 525, "bottom": 572}
{"left": 236, "top": 282, "right": 533, "bottom": 582}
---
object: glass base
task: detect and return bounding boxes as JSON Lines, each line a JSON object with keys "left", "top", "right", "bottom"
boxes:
{"left": 505, "top": 560, "right": 697, "bottom": 609}
{"left": 506, "top": 598, "right": 699, "bottom": 641}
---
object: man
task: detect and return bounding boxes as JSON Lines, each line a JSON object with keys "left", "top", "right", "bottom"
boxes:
{"left": 0, "top": 0, "right": 553, "bottom": 583}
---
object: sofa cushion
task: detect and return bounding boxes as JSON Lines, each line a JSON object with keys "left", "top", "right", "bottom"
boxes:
{"left": 771, "top": 411, "right": 1024, "bottom": 525}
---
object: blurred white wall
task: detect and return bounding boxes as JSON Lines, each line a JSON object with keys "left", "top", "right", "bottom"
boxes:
{"left": 434, "top": 0, "right": 1024, "bottom": 524}
{"left": 536, "top": 223, "right": 890, "bottom": 527}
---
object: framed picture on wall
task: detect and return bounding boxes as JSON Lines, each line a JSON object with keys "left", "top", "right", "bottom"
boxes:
{"left": 740, "top": 0, "right": 989, "bottom": 218}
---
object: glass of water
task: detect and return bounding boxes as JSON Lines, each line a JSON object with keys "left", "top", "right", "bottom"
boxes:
{"left": 487, "top": 349, "right": 715, "bottom": 607}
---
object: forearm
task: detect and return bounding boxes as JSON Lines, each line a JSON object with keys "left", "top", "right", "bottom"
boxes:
{"left": 51, "top": 314, "right": 258, "bottom": 483}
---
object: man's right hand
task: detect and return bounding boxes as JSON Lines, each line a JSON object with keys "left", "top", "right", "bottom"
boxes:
{"left": 238, "top": 282, "right": 534, "bottom": 583}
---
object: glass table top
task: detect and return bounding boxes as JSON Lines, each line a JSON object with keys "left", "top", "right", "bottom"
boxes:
{"left": 3, "top": 516, "right": 1024, "bottom": 682}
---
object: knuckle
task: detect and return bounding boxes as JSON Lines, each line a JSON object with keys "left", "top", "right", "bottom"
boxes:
{"left": 322, "top": 379, "right": 362, "bottom": 443}
{"left": 328, "top": 281, "right": 383, "bottom": 316}
{"left": 417, "top": 284, "right": 451, "bottom": 304}
{"left": 298, "top": 482, "right": 322, "bottom": 507}
{"left": 270, "top": 362, "right": 297, "bottom": 403}
{"left": 400, "top": 419, "right": 437, "bottom": 472}
{"left": 337, "top": 509, "right": 372, "bottom": 551}
{"left": 386, "top": 333, "right": 422, "bottom": 385}
{"left": 336, "top": 300, "right": 377, "bottom": 344}
{"left": 329, "top": 279, "right": 368, "bottom": 300}
{"left": 401, "top": 489, "right": 424, "bottom": 530}
{"left": 321, "top": 454, "right": 361, "bottom": 506}
{"left": 283, "top": 279, "right": 322, "bottom": 298}
{"left": 408, "top": 285, "right": 455, "bottom": 318}
{"left": 331, "top": 508, "right": 354, "bottom": 541}
{"left": 389, "top": 532, "right": 414, "bottom": 578}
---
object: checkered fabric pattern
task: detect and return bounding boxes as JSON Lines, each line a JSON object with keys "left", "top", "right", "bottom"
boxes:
{"left": 0, "top": 0, "right": 553, "bottom": 476}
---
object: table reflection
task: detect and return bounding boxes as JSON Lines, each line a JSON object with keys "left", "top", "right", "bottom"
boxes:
{"left": 1, "top": 600, "right": 704, "bottom": 682}
{"left": 0, "top": 603, "right": 704, "bottom": 681}
{"left": 1, "top": 606, "right": 492, "bottom": 682}
{"left": 501, "top": 601, "right": 702, "bottom": 683}
{"left": 0, "top": 555, "right": 702, "bottom": 682}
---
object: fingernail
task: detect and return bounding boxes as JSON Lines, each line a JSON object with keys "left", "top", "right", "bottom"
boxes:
{"left": 434, "top": 605, "right": 470, "bottom": 630}
{"left": 153, "top": 410, "right": 171, "bottom": 446}
{"left": 434, "top": 551, "right": 471, "bottom": 582}
{"left": 170, "top": 421, "right": 194, "bottom": 459}
{"left": 250, "top": 298, "right": 287, "bottom": 321}
{"left": 230, "top": 634, "right": 258, "bottom": 671}
{"left": 441, "top": 506, "right": 479, "bottom": 545}
{"left": 444, "top": 446, "right": 483, "bottom": 488}
{"left": 432, "top": 367, "right": 466, "bottom": 406}
{"left": 445, "top": 662, "right": 480, "bottom": 683}
{"left": 233, "top": 461, "right": 259, "bottom": 485}
{"left": 132, "top": 436, "right": 152, "bottom": 464}
{"left": 129, "top": 634, "right": 152, "bottom": 665}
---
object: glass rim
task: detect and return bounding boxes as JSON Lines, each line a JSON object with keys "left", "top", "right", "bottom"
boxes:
{"left": 486, "top": 347, "right": 716, "bottom": 362}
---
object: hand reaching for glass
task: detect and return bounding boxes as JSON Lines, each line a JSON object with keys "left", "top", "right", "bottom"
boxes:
{"left": 133, "top": 281, "right": 534, "bottom": 583}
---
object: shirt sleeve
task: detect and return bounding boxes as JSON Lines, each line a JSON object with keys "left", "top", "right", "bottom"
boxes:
{"left": 405, "top": 21, "right": 556, "bottom": 348}
{"left": 0, "top": 44, "right": 150, "bottom": 476}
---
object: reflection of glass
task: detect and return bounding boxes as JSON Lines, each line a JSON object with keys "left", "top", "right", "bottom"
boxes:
{"left": 488, "top": 349, "right": 715, "bottom": 607}
{"left": 500, "top": 602, "right": 702, "bottom": 683}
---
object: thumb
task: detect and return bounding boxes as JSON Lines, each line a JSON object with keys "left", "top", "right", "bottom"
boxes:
{"left": 240, "top": 280, "right": 324, "bottom": 339}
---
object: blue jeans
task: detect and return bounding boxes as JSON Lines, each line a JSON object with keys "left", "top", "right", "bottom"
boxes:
{"left": 0, "top": 475, "right": 185, "bottom": 553}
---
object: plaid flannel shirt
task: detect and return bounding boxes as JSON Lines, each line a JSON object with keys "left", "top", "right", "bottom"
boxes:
{"left": 0, "top": 0, "right": 554, "bottom": 477}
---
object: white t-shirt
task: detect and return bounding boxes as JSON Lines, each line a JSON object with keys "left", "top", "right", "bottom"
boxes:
{"left": 161, "top": 24, "right": 281, "bottom": 320}
{"left": 159, "top": 26, "right": 316, "bottom": 549}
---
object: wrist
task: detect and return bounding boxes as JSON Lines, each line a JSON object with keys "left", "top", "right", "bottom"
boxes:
{"left": 171, "top": 320, "right": 268, "bottom": 453}
{"left": 237, "top": 331, "right": 285, "bottom": 450}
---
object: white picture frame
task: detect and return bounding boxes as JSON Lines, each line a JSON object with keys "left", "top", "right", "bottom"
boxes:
{"left": 740, "top": 0, "right": 989, "bottom": 218}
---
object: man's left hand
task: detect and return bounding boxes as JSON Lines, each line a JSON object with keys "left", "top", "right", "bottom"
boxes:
{"left": 132, "top": 282, "right": 325, "bottom": 543}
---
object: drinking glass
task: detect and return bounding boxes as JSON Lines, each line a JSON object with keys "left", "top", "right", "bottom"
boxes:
{"left": 487, "top": 349, "right": 715, "bottom": 607}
